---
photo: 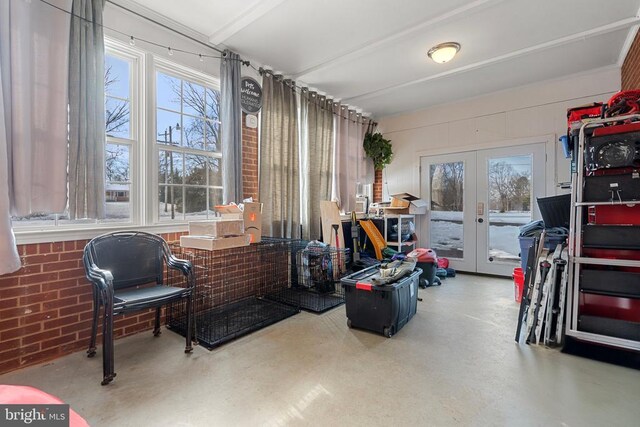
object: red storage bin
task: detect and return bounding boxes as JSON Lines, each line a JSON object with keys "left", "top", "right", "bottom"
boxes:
{"left": 513, "top": 267, "right": 525, "bottom": 303}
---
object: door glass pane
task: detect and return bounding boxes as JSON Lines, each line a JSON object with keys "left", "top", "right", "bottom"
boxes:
{"left": 487, "top": 155, "right": 532, "bottom": 263}
{"left": 429, "top": 162, "right": 464, "bottom": 258}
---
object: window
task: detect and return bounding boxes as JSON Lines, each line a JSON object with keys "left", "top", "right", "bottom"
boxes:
{"left": 103, "top": 52, "right": 134, "bottom": 223}
{"left": 12, "top": 37, "right": 223, "bottom": 239}
{"left": 155, "top": 68, "right": 222, "bottom": 221}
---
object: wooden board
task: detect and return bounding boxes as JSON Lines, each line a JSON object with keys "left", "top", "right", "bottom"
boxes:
{"left": 319, "top": 200, "right": 344, "bottom": 249}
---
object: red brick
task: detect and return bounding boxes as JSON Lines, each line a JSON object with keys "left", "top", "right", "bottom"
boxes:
{"left": 0, "top": 298, "right": 18, "bottom": 310}
{"left": 38, "top": 243, "right": 52, "bottom": 254}
{"left": 51, "top": 242, "right": 64, "bottom": 252}
{"left": 0, "top": 284, "right": 40, "bottom": 299}
{"left": 19, "top": 290, "right": 58, "bottom": 306}
{"left": 58, "top": 269, "right": 85, "bottom": 280}
{"left": 59, "top": 251, "right": 83, "bottom": 261}
{"left": 20, "top": 310, "right": 58, "bottom": 326}
{"left": 63, "top": 241, "right": 76, "bottom": 251}
{"left": 42, "top": 296, "right": 78, "bottom": 311}
{"left": 22, "top": 329, "right": 60, "bottom": 346}
{"left": 0, "top": 276, "right": 19, "bottom": 287}
{"left": 43, "top": 314, "right": 79, "bottom": 329}
{"left": 0, "top": 304, "right": 41, "bottom": 320}
{"left": 61, "top": 321, "right": 92, "bottom": 335}
{"left": 0, "top": 318, "right": 19, "bottom": 330}
{"left": 20, "top": 347, "right": 60, "bottom": 366}
{"left": 40, "top": 333, "right": 77, "bottom": 350}
{"left": 19, "top": 271, "right": 59, "bottom": 285}
{"left": 23, "top": 244, "right": 38, "bottom": 255}
{"left": 1, "top": 323, "right": 42, "bottom": 341}
{"left": 0, "top": 338, "right": 20, "bottom": 353}
{"left": 41, "top": 279, "right": 80, "bottom": 292}
{"left": 0, "top": 359, "right": 20, "bottom": 374}
{"left": 42, "top": 260, "right": 78, "bottom": 272}
{"left": 60, "top": 302, "right": 93, "bottom": 317}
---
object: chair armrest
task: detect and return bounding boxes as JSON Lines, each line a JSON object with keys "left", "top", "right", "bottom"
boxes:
{"left": 86, "top": 265, "right": 114, "bottom": 292}
{"left": 167, "top": 255, "right": 195, "bottom": 288}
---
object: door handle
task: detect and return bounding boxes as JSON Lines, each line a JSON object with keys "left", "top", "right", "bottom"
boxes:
{"left": 477, "top": 218, "right": 484, "bottom": 223}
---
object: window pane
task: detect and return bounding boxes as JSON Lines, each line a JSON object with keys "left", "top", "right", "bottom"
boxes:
{"left": 105, "top": 55, "right": 129, "bottom": 99}
{"left": 185, "top": 187, "right": 208, "bottom": 219}
{"left": 158, "top": 151, "right": 183, "bottom": 184}
{"left": 182, "top": 81, "right": 205, "bottom": 118}
{"left": 185, "top": 154, "right": 208, "bottom": 185}
{"left": 206, "top": 88, "right": 220, "bottom": 123}
{"left": 104, "top": 183, "right": 131, "bottom": 222}
{"left": 157, "top": 109, "right": 181, "bottom": 144}
{"left": 183, "top": 116, "right": 205, "bottom": 150}
{"left": 156, "top": 72, "right": 181, "bottom": 111}
{"left": 205, "top": 121, "right": 221, "bottom": 152}
{"left": 429, "top": 162, "right": 464, "bottom": 259}
{"left": 106, "top": 143, "right": 130, "bottom": 182}
{"left": 11, "top": 213, "right": 56, "bottom": 227}
{"left": 209, "top": 188, "right": 223, "bottom": 207}
{"left": 159, "top": 185, "right": 184, "bottom": 221}
{"left": 488, "top": 156, "right": 532, "bottom": 263}
{"left": 105, "top": 97, "right": 130, "bottom": 138}
{"left": 209, "top": 158, "right": 222, "bottom": 186}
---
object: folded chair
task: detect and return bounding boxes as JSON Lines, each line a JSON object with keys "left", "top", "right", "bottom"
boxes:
{"left": 83, "top": 231, "right": 195, "bottom": 385}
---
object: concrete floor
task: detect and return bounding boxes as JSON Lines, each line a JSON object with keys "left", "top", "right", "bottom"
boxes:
{"left": 1, "top": 274, "right": 639, "bottom": 426}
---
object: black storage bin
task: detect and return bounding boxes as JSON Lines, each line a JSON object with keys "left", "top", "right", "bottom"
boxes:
{"left": 580, "top": 269, "right": 640, "bottom": 299}
{"left": 582, "top": 225, "right": 640, "bottom": 250}
{"left": 579, "top": 315, "right": 640, "bottom": 342}
{"left": 583, "top": 173, "right": 640, "bottom": 202}
{"left": 341, "top": 266, "right": 421, "bottom": 337}
{"left": 537, "top": 194, "right": 571, "bottom": 228}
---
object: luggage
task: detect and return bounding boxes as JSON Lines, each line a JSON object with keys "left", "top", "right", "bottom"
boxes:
{"left": 341, "top": 266, "right": 421, "bottom": 337}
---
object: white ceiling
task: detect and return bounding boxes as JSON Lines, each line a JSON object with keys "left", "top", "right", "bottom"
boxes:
{"left": 124, "top": 0, "right": 640, "bottom": 117}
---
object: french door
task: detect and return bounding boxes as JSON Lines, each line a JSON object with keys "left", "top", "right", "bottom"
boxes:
{"left": 420, "top": 143, "right": 546, "bottom": 276}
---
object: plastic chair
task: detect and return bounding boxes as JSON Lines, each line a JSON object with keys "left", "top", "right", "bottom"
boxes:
{"left": 83, "top": 231, "right": 195, "bottom": 385}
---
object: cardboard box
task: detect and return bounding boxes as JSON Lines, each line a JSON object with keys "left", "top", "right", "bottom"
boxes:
{"left": 179, "top": 234, "right": 251, "bottom": 251}
{"left": 243, "top": 202, "right": 263, "bottom": 243}
{"left": 214, "top": 204, "right": 244, "bottom": 220}
{"left": 383, "top": 193, "right": 428, "bottom": 215}
{"left": 188, "top": 219, "right": 244, "bottom": 237}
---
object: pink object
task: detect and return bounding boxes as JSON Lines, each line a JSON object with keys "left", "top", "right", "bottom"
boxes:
{"left": 409, "top": 248, "right": 437, "bottom": 263}
{"left": 437, "top": 257, "right": 449, "bottom": 268}
{"left": 0, "top": 385, "right": 89, "bottom": 427}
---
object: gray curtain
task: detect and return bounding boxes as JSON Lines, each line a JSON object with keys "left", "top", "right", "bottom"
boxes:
{"left": 220, "top": 49, "right": 242, "bottom": 203}
{"left": 0, "top": 0, "right": 71, "bottom": 275}
{"left": 333, "top": 105, "right": 370, "bottom": 213}
{"left": 68, "top": 0, "right": 106, "bottom": 219}
{"left": 259, "top": 74, "right": 300, "bottom": 238}
{"left": 303, "top": 90, "right": 334, "bottom": 240}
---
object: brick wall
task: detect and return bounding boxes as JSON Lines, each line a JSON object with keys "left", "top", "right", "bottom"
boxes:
{"left": 242, "top": 112, "right": 259, "bottom": 201}
{"left": 373, "top": 169, "right": 383, "bottom": 203}
{"left": 0, "top": 121, "right": 261, "bottom": 376}
{"left": 0, "top": 232, "right": 185, "bottom": 375}
{"left": 622, "top": 29, "right": 640, "bottom": 90}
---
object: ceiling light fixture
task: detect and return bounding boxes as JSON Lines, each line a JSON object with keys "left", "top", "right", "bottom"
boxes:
{"left": 427, "top": 42, "right": 461, "bottom": 64}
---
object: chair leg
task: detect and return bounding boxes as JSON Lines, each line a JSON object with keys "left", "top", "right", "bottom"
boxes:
{"left": 87, "top": 288, "right": 99, "bottom": 358}
{"left": 153, "top": 307, "right": 162, "bottom": 337}
{"left": 101, "top": 291, "right": 116, "bottom": 385}
{"left": 185, "top": 294, "right": 193, "bottom": 353}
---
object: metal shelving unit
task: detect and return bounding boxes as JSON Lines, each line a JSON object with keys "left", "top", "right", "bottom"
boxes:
{"left": 383, "top": 214, "right": 416, "bottom": 252}
{"left": 565, "top": 114, "right": 640, "bottom": 351}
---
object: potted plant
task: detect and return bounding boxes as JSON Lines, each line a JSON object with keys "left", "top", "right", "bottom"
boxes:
{"left": 363, "top": 132, "right": 393, "bottom": 170}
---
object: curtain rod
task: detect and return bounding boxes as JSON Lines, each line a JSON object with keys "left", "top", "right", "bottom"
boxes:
{"left": 106, "top": 0, "right": 225, "bottom": 55}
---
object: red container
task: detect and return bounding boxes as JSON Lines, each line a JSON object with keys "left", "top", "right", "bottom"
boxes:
{"left": 410, "top": 248, "right": 437, "bottom": 263}
{"left": 513, "top": 267, "right": 525, "bottom": 303}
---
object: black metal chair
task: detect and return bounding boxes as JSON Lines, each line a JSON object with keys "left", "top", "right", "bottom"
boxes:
{"left": 82, "top": 231, "right": 195, "bottom": 385}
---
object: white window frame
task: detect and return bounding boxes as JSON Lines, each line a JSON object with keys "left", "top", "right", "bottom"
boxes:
{"left": 151, "top": 56, "right": 222, "bottom": 225}
{"left": 13, "top": 37, "right": 221, "bottom": 244}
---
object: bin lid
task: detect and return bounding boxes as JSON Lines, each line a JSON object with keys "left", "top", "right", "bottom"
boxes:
{"left": 408, "top": 248, "right": 437, "bottom": 262}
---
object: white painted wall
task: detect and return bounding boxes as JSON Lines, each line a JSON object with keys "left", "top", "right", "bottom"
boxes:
{"left": 377, "top": 66, "right": 621, "bottom": 201}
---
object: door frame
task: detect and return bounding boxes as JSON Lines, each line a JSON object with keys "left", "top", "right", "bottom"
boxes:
{"left": 418, "top": 135, "right": 553, "bottom": 275}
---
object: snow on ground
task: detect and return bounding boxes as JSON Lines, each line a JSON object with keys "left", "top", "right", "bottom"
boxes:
{"left": 430, "top": 210, "right": 530, "bottom": 262}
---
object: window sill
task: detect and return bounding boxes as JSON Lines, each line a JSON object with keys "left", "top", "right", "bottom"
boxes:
{"left": 14, "top": 223, "right": 189, "bottom": 245}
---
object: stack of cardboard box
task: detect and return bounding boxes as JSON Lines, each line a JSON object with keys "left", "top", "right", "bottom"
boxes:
{"left": 180, "top": 202, "right": 263, "bottom": 250}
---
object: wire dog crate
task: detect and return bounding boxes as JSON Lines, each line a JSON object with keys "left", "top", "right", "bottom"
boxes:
{"left": 166, "top": 238, "right": 300, "bottom": 349}
{"left": 265, "top": 240, "right": 352, "bottom": 313}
